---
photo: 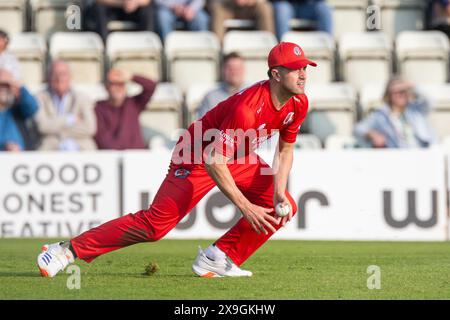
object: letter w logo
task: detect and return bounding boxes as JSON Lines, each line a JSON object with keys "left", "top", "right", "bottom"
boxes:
{"left": 383, "top": 190, "right": 438, "bottom": 228}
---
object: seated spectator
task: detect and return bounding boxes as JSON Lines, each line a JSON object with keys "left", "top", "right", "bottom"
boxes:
{"left": 35, "top": 60, "right": 97, "bottom": 151}
{"left": 428, "top": 0, "right": 450, "bottom": 38}
{"left": 210, "top": 0, "right": 275, "bottom": 41}
{"left": 86, "top": 0, "right": 154, "bottom": 41}
{"left": 95, "top": 69, "right": 157, "bottom": 150}
{"left": 354, "top": 76, "right": 436, "bottom": 148}
{"left": 197, "top": 52, "right": 247, "bottom": 118}
{"left": 0, "top": 69, "right": 39, "bottom": 152}
{"left": 271, "top": 0, "right": 333, "bottom": 40}
{"left": 155, "top": 0, "right": 210, "bottom": 40}
{"left": 0, "top": 29, "right": 21, "bottom": 81}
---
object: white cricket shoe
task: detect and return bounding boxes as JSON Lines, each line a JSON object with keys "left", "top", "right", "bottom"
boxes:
{"left": 192, "top": 246, "right": 252, "bottom": 278}
{"left": 37, "top": 242, "right": 75, "bottom": 278}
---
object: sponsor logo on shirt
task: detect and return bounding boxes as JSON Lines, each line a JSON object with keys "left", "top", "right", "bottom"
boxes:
{"left": 252, "top": 131, "right": 276, "bottom": 147}
{"left": 174, "top": 168, "right": 191, "bottom": 179}
{"left": 219, "top": 130, "right": 234, "bottom": 147}
{"left": 256, "top": 102, "right": 264, "bottom": 114}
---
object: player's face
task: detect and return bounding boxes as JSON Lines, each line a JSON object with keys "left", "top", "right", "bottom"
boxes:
{"left": 278, "top": 66, "right": 307, "bottom": 95}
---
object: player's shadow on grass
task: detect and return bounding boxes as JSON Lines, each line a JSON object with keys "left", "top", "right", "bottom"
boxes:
{"left": 0, "top": 271, "right": 41, "bottom": 277}
{"left": 134, "top": 274, "right": 196, "bottom": 279}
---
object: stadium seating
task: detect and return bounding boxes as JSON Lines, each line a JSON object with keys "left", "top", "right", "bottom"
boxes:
{"left": 396, "top": 31, "right": 450, "bottom": 84}
{"left": 165, "top": 31, "right": 220, "bottom": 93}
{"left": 72, "top": 84, "right": 108, "bottom": 102}
{"left": 185, "top": 83, "right": 218, "bottom": 123}
{"left": 0, "top": 0, "right": 27, "bottom": 34}
{"left": 223, "top": 19, "right": 255, "bottom": 31}
{"left": 339, "top": 32, "right": 392, "bottom": 91}
{"left": 107, "top": 20, "right": 138, "bottom": 33}
{"left": 9, "top": 33, "right": 47, "bottom": 86}
{"left": 326, "top": 0, "right": 370, "bottom": 40}
{"left": 223, "top": 31, "right": 277, "bottom": 83}
{"left": 358, "top": 83, "right": 386, "bottom": 117}
{"left": 305, "top": 82, "right": 357, "bottom": 142}
{"left": 282, "top": 31, "right": 336, "bottom": 83}
{"left": 442, "top": 135, "right": 450, "bottom": 149}
{"left": 372, "top": 0, "right": 425, "bottom": 38}
{"left": 49, "top": 32, "right": 104, "bottom": 84}
{"left": 106, "top": 31, "right": 163, "bottom": 81}
{"left": 30, "top": 0, "right": 75, "bottom": 39}
{"left": 296, "top": 133, "right": 322, "bottom": 149}
{"left": 420, "top": 84, "right": 450, "bottom": 141}
{"left": 325, "top": 134, "right": 357, "bottom": 149}
{"left": 139, "top": 82, "right": 184, "bottom": 140}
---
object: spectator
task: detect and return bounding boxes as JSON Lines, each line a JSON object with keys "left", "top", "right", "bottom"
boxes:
{"left": 154, "top": 0, "right": 210, "bottom": 40}
{"left": 210, "top": 0, "right": 275, "bottom": 41}
{"left": 197, "top": 52, "right": 247, "bottom": 118}
{"left": 354, "top": 76, "right": 436, "bottom": 148}
{"left": 35, "top": 60, "right": 97, "bottom": 151}
{"left": 0, "top": 29, "right": 21, "bottom": 81}
{"left": 0, "top": 69, "right": 39, "bottom": 152}
{"left": 95, "top": 69, "right": 157, "bottom": 150}
{"left": 271, "top": 0, "right": 333, "bottom": 40}
{"left": 428, "top": 0, "right": 450, "bottom": 38}
{"left": 86, "top": 0, "right": 154, "bottom": 42}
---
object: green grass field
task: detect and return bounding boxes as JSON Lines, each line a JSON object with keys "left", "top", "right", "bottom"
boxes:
{"left": 1, "top": 239, "right": 450, "bottom": 300}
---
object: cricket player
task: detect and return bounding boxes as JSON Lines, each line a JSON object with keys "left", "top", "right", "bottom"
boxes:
{"left": 37, "top": 42, "right": 316, "bottom": 278}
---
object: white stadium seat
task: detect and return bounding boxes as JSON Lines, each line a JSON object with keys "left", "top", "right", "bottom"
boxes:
{"left": 165, "top": 31, "right": 220, "bottom": 93}
{"left": 31, "top": 0, "right": 74, "bottom": 39}
{"left": 326, "top": 0, "right": 370, "bottom": 40}
{"left": 282, "top": 31, "right": 336, "bottom": 83}
{"left": 106, "top": 31, "right": 163, "bottom": 82}
{"left": 442, "top": 136, "right": 450, "bottom": 150}
{"left": 339, "top": 32, "right": 392, "bottom": 91}
{"left": 396, "top": 31, "right": 450, "bottom": 84}
{"left": 419, "top": 84, "right": 450, "bottom": 141}
{"left": 9, "top": 33, "right": 47, "bottom": 86}
{"left": 107, "top": 20, "right": 138, "bottom": 32}
{"left": 296, "top": 134, "right": 322, "bottom": 149}
{"left": 305, "top": 82, "right": 357, "bottom": 142}
{"left": 49, "top": 32, "right": 104, "bottom": 84}
{"left": 223, "top": 31, "right": 277, "bottom": 84}
{"left": 186, "top": 82, "right": 218, "bottom": 123}
{"left": 325, "top": 134, "right": 357, "bottom": 149}
{"left": 223, "top": 19, "right": 255, "bottom": 31}
{"left": 139, "top": 82, "right": 184, "bottom": 140}
{"left": 372, "top": 0, "right": 425, "bottom": 38}
{"left": 28, "top": 83, "right": 47, "bottom": 95}
{"left": 358, "top": 83, "right": 386, "bottom": 117}
{"left": 0, "top": 0, "right": 26, "bottom": 34}
{"left": 72, "top": 84, "right": 109, "bottom": 102}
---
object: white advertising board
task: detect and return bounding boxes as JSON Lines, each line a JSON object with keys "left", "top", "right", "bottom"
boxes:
{"left": 0, "top": 152, "right": 121, "bottom": 238}
{"left": 122, "top": 149, "right": 447, "bottom": 240}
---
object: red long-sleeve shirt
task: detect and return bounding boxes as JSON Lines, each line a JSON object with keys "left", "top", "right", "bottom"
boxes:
{"left": 94, "top": 75, "right": 157, "bottom": 150}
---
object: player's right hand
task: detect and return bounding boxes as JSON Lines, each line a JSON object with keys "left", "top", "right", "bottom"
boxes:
{"left": 240, "top": 203, "right": 280, "bottom": 235}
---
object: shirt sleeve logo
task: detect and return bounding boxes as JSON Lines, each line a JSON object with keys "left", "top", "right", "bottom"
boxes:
{"left": 283, "top": 112, "right": 295, "bottom": 125}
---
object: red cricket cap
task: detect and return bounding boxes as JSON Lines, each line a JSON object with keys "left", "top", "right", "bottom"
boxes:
{"left": 268, "top": 42, "right": 317, "bottom": 70}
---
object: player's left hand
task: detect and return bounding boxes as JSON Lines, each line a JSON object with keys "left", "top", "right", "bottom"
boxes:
{"left": 274, "top": 193, "right": 292, "bottom": 227}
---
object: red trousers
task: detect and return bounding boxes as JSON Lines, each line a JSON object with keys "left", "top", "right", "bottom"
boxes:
{"left": 71, "top": 156, "right": 297, "bottom": 266}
